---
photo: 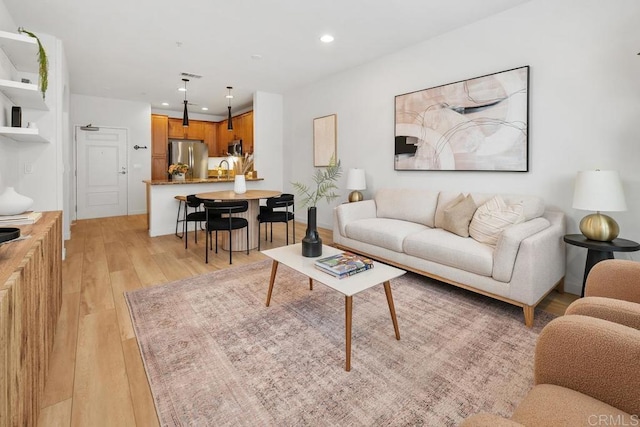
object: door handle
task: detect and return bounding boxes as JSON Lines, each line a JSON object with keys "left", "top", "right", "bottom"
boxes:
{"left": 118, "top": 171, "right": 126, "bottom": 174}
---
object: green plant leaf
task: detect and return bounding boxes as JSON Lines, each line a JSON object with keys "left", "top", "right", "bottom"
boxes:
{"left": 291, "top": 155, "right": 342, "bottom": 208}
{"left": 18, "top": 28, "right": 48, "bottom": 100}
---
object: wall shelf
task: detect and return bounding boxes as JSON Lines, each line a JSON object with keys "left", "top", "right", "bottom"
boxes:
{"left": 0, "top": 79, "right": 48, "bottom": 110}
{"left": 0, "top": 126, "right": 49, "bottom": 143}
{"left": 0, "top": 30, "right": 39, "bottom": 73}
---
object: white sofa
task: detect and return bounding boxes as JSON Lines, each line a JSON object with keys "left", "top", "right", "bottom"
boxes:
{"left": 333, "top": 189, "right": 566, "bottom": 326}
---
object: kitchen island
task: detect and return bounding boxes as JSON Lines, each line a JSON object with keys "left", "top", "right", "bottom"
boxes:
{"left": 144, "top": 176, "right": 265, "bottom": 237}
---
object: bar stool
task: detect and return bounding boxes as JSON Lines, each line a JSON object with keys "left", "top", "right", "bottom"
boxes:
{"left": 175, "top": 195, "right": 208, "bottom": 248}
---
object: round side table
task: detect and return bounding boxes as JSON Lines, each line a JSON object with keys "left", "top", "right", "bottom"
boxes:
{"left": 563, "top": 234, "right": 640, "bottom": 297}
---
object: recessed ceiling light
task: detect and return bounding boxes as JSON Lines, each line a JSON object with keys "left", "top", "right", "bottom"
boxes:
{"left": 161, "top": 102, "right": 169, "bottom": 106}
{"left": 320, "top": 34, "right": 334, "bottom": 43}
{"left": 201, "top": 107, "right": 208, "bottom": 111}
{"left": 251, "top": 54, "right": 262, "bottom": 60}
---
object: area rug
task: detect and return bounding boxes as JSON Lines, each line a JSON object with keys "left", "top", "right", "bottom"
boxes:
{"left": 125, "top": 260, "right": 556, "bottom": 426}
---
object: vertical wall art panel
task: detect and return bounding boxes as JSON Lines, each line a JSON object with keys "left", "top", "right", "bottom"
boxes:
{"left": 394, "top": 66, "right": 529, "bottom": 171}
{"left": 314, "top": 114, "right": 337, "bottom": 167}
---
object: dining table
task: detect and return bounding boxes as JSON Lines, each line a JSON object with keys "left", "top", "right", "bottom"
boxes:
{"left": 195, "top": 189, "right": 282, "bottom": 251}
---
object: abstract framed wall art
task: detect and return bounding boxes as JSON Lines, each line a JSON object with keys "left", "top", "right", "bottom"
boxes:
{"left": 394, "top": 66, "right": 529, "bottom": 171}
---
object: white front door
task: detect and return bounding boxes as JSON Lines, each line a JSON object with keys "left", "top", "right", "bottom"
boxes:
{"left": 76, "top": 127, "right": 128, "bottom": 219}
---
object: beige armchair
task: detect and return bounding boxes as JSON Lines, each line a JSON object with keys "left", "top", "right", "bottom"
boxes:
{"left": 460, "top": 315, "right": 640, "bottom": 426}
{"left": 565, "top": 259, "right": 640, "bottom": 329}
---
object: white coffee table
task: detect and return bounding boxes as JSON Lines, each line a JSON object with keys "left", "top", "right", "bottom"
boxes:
{"left": 261, "top": 243, "right": 406, "bottom": 371}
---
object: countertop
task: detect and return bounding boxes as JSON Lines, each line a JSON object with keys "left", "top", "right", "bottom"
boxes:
{"left": 144, "top": 177, "right": 264, "bottom": 186}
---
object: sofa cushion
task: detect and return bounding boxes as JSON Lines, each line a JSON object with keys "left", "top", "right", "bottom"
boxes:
{"left": 345, "top": 218, "right": 428, "bottom": 253}
{"left": 471, "top": 193, "right": 545, "bottom": 221}
{"left": 436, "top": 192, "right": 545, "bottom": 226}
{"left": 403, "top": 228, "right": 494, "bottom": 277}
{"left": 442, "top": 193, "right": 477, "bottom": 238}
{"left": 469, "top": 195, "right": 525, "bottom": 246}
{"left": 375, "top": 188, "right": 439, "bottom": 227}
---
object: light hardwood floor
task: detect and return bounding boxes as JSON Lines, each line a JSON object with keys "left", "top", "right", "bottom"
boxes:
{"left": 38, "top": 214, "right": 577, "bottom": 426}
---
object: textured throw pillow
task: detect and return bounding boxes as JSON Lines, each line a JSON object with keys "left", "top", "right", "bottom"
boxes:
{"left": 469, "top": 195, "right": 525, "bottom": 246}
{"left": 442, "top": 194, "right": 477, "bottom": 237}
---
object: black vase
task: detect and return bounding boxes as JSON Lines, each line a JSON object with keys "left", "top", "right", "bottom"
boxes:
{"left": 302, "top": 206, "right": 322, "bottom": 257}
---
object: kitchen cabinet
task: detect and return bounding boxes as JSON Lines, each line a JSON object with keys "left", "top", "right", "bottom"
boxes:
{"left": 151, "top": 114, "right": 168, "bottom": 180}
{"left": 0, "top": 30, "right": 49, "bottom": 143}
{"left": 168, "top": 118, "right": 205, "bottom": 140}
{"left": 217, "top": 119, "right": 231, "bottom": 155}
{"left": 167, "top": 119, "right": 184, "bottom": 139}
{"left": 187, "top": 121, "right": 205, "bottom": 140}
{"left": 216, "top": 111, "right": 253, "bottom": 155}
{"left": 204, "top": 121, "right": 217, "bottom": 156}
{"left": 152, "top": 112, "right": 251, "bottom": 177}
{"left": 152, "top": 115, "right": 219, "bottom": 178}
{"left": 237, "top": 111, "right": 254, "bottom": 154}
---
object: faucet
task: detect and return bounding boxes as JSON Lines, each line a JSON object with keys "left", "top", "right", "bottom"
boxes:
{"left": 218, "top": 160, "right": 230, "bottom": 179}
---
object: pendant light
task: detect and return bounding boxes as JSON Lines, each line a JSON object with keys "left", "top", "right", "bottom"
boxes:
{"left": 182, "top": 78, "right": 189, "bottom": 127}
{"left": 226, "top": 86, "right": 233, "bottom": 130}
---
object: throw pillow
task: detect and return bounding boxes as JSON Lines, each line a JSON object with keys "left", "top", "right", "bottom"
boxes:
{"left": 469, "top": 195, "right": 525, "bottom": 246}
{"left": 442, "top": 193, "right": 477, "bottom": 237}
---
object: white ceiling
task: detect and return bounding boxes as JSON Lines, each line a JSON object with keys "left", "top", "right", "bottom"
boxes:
{"left": 4, "top": 0, "right": 530, "bottom": 117}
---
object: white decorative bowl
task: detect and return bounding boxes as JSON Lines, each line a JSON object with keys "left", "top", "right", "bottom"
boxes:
{"left": 0, "top": 187, "right": 34, "bottom": 215}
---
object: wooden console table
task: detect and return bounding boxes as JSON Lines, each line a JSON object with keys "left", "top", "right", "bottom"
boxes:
{"left": 0, "top": 211, "right": 63, "bottom": 427}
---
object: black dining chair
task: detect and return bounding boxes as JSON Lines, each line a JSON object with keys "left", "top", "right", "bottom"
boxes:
{"left": 204, "top": 200, "right": 249, "bottom": 264}
{"left": 182, "top": 195, "right": 208, "bottom": 249}
{"left": 257, "top": 193, "right": 295, "bottom": 250}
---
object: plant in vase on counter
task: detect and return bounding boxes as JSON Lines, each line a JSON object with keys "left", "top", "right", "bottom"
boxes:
{"left": 168, "top": 163, "right": 189, "bottom": 175}
{"left": 232, "top": 153, "right": 254, "bottom": 177}
{"left": 231, "top": 154, "right": 254, "bottom": 194}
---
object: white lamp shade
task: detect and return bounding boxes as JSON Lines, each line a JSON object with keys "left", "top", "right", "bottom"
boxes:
{"left": 572, "top": 170, "right": 627, "bottom": 212}
{"left": 346, "top": 168, "right": 366, "bottom": 191}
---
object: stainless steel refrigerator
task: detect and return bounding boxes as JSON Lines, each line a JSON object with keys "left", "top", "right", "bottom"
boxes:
{"left": 168, "top": 140, "right": 209, "bottom": 179}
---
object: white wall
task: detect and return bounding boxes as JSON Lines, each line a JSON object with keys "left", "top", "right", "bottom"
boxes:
{"left": 70, "top": 94, "right": 151, "bottom": 216}
{"left": 283, "top": 0, "right": 640, "bottom": 295}
{"left": 0, "top": 3, "right": 17, "bottom": 189}
{"left": 253, "top": 91, "right": 284, "bottom": 191}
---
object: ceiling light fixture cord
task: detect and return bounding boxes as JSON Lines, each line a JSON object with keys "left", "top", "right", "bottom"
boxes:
{"left": 182, "top": 78, "right": 189, "bottom": 127}
{"left": 227, "top": 86, "right": 233, "bottom": 131}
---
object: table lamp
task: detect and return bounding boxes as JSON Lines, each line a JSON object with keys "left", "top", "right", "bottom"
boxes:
{"left": 572, "top": 170, "right": 627, "bottom": 241}
{"left": 346, "top": 168, "right": 366, "bottom": 202}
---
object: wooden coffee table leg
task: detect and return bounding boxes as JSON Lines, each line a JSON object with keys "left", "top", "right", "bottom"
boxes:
{"left": 309, "top": 278, "right": 313, "bottom": 290}
{"left": 383, "top": 281, "right": 400, "bottom": 340}
{"left": 265, "top": 261, "right": 279, "bottom": 307}
{"left": 345, "top": 295, "right": 352, "bottom": 371}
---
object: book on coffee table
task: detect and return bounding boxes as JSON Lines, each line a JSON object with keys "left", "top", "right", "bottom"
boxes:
{"left": 314, "top": 251, "right": 374, "bottom": 279}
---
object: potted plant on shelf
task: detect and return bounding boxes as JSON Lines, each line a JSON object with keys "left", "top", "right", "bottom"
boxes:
{"left": 17, "top": 27, "right": 48, "bottom": 100}
{"left": 292, "top": 155, "right": 342, "bottom": 257}
{"left": 168, "top": 163, "right": 189, "bottom": 181}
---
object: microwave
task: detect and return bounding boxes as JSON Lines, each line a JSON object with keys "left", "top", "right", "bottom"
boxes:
{"left": 228, "top": 140, "right": 242, "bottom": 156}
